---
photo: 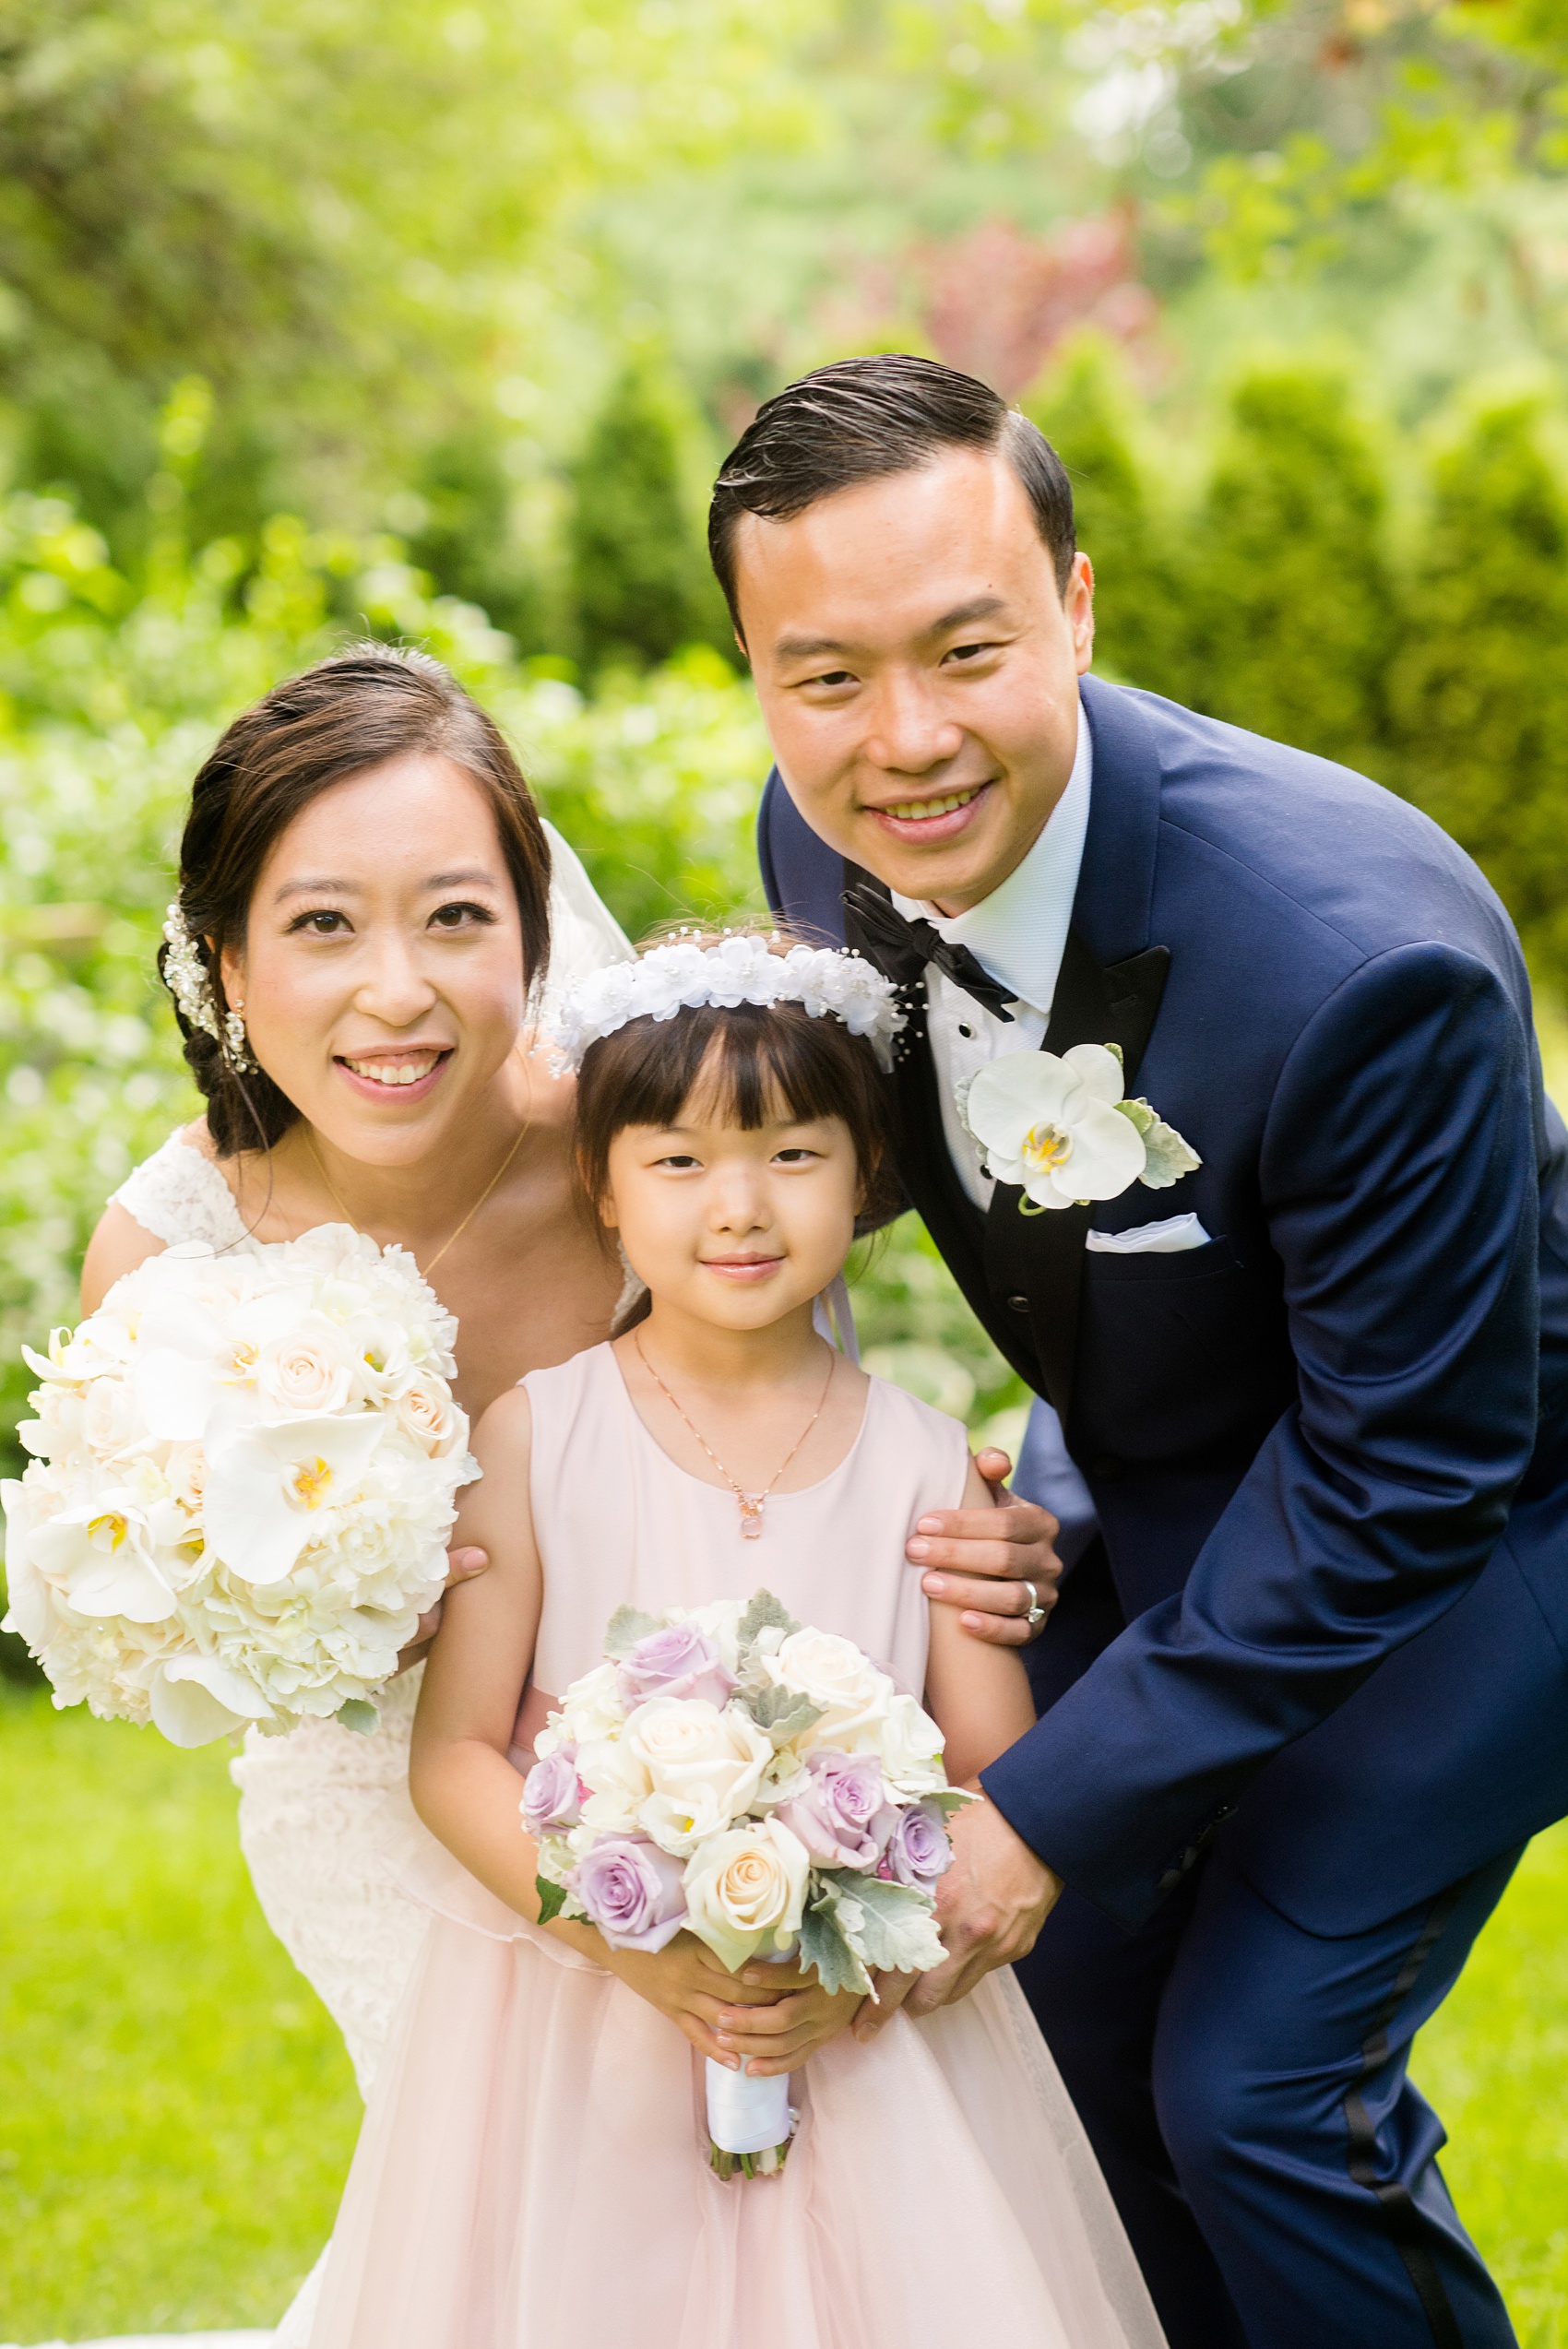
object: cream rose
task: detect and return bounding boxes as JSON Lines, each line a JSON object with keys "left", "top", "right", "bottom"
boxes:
{"left": 620, "top": 1696, "right": 770, "bottom": 1824}
{"left": 164, "top": 1442, "right": 208, "bottom": 1519}
{"left": 682, "top": 1819, "right": 810, "bottom": 1973}
{"left": 253, "top": 1318, "right": 354, "bottom": 1418}
{"left": 762, "top": 1628, "right": 894, "bottom": 1749}
{"left": 869, "top": 1691, "right": 948, "bottom": 1792}
{"left": 81, "top": 1375, "right": 140, "bottom": 1459}
{"left": 576, "top": 1738, "right": 647, "bottom": 1836}
{"left": 394, "top": 1372, "right": 464, "bottom": 1457}
{"left": 555, "top": 1660, "right": 626, "bottom": 1748}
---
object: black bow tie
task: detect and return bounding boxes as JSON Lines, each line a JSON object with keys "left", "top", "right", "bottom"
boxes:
{"left": 842, "top": 882, "right": 1016, "bottom": 1024}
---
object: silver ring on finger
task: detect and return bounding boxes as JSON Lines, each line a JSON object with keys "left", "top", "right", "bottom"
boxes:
{"left": 1023, "top": 1579, "right": 1047, "bottom": 1630}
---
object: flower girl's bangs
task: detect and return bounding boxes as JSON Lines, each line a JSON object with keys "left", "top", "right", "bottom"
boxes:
{"left": 576, "top": 986, "right": 900, "bottom": 1231}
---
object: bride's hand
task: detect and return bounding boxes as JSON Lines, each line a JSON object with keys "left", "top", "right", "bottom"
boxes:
{"left": 593, "top": 1930, "right": 790, "bottom": 2065}
{"left": 393, "top": 1545, "right": 492, "bottom": 1674}
{"left": 907, "top": 1449, "right": 1062, "bottom": 1647}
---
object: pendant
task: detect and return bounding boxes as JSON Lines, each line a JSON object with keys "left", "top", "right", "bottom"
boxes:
{"left": 738, "top": 1494, "right": 765, "bottom": 1539}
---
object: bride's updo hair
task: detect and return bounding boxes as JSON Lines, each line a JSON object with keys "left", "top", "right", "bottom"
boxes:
{"left": 165, "top": 642, "right": 552, "bottom": 1157}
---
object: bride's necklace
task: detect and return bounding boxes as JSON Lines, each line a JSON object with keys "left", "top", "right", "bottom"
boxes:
{"left": 303, "top": 1123, "right": 526, "bottom": 1280}
{"left": 633, "top": 1331, "right": 837, "bottom": 1539}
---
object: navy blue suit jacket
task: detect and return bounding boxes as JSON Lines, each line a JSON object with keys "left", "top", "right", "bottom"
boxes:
{"left": 760, "top": 673, "right": 1568, "bottom": 1933}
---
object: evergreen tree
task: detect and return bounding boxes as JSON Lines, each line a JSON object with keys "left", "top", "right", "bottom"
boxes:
{"left": 568, "top": 356, "right": 721, "bottom": 672}
{"left": 406, "top": 432, "right": 544, "bottom": 652}
{"left": 1028, "top": 338, "right": 1189, "bottom": 704}
{"left": 1390, "top": 397, "right": 1568, "bottom": 991}
{"left": 1188, "top": 365, "right": 1396, "bottom": 776}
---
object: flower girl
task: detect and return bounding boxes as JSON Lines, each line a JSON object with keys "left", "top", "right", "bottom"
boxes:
{"left": 307, "top": 933, "right": 1165, "bottom": 2349}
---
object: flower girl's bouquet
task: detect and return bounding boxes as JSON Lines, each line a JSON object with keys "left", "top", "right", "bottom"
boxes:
{"left": 523, "top": 1590, "right": 972, "bottom": 2178}
{"left": 1, "top": 1227, "right": 476, "bottom": 1747}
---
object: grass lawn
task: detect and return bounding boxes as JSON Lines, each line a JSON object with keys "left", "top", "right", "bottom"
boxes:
{"left": 0, "top": 1686, "right": 359, "bottom": 2343}
{"left": 2, "top": 1685, "right": 1567, "bottom": 2344}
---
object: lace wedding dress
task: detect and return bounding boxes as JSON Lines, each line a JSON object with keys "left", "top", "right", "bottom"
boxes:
{"left": 99, "top": 826, "right": 630, "bottom": 2349}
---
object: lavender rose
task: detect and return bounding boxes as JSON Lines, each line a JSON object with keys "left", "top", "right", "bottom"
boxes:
{"left": 572, "top": 1836, "right": 688, "bottom": 1952}
{"left": 775, "top": 1747, "right": 887, "bottom": 1869}
{"left": 618, "top": 1621, "right": 737, "bottom": 1711}
{"left": 879, "top": 1797, "right": 954, "bottom": 1891}
{"left": 521, "top": 1747, "right": 582, "bottom": 1836}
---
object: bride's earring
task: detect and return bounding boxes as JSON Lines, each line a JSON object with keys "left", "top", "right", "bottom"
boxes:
{"left": 224, "top": 999, "right": 257, "bottom": 1075}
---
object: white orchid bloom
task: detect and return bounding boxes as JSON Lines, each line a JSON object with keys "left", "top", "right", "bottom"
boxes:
{"left": 150, "top": 1654, "right": 276, "bottom": 1748}
{"left": 133, "top": 1347, "right": 222, "bottom": 1443}
{"left": 27, "top": 1490, "right": 182, "bottom": 1622}
{"left": 963, "top": 1044, "right": 1149, "bottom": 1209}
{"left": 203, "top": 1413, "right": 386, "bottom": 1585}
{"left": 0, "top": 1477, "right": 57, "bottom": 1647}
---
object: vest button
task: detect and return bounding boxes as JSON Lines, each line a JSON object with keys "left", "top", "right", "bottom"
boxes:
{"left": 1007, "top": 1294, "right": 1030, "bottom": 1312}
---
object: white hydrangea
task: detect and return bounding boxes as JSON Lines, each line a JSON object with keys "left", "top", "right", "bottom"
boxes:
{"left": 1, "top": 1224, "right": 475, "bottom": 1747}
{"left": 545, "top": 933, "right": 905, "bottom": 1073}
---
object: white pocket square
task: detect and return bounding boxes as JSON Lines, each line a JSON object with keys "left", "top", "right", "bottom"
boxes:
{"left": 1085, "top": 1213, "right": 1213, "bottom": 1255}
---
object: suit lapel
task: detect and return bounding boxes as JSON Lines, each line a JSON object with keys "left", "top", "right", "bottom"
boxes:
{"left": 983, "top": 931, "right": 1170, "bottom": 1420}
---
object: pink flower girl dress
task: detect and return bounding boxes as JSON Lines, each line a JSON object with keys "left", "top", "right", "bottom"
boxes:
{"left": 306, "top": 1343, "right": 1167, "bottom": 2349}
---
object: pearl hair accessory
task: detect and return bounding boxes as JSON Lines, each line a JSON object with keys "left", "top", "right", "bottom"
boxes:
{"left": 544, "top": 931, "right": 906, "bottom": 1073}
{"left": 160, "top": 900, "right": 258, "bottom": 1074}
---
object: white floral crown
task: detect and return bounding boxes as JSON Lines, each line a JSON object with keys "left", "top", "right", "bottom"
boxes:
{"left": 545, "top": 932, "right": 906, "bottom": 1074}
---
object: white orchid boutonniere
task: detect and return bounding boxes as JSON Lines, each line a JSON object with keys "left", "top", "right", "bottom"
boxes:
{"left": 960, "top": 1043, "right": 1201, "bottom": 1214}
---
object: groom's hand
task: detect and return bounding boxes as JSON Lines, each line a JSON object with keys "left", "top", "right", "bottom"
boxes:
{"left": 395, "top": 1546, "right": 491, "bottom": 1673}
{"left": 908, "top": 1449, "right": 1061, "bottom": 1645}
{"left": 853, "top": 1794, "right": 1060, "bottom": 2039}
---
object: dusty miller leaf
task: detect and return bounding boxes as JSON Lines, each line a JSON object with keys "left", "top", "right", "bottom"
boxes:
{"left": 1138, "top": 1110, "right": 1203, "bottom": 1189}
{"left": 744, "top": 1684, "right": 824, "bottom": 1747}
{"left": 838, "top": 1874, "right": 947, "bottom": 1975}
{"left": 800, "top": 1893, "right": 873, "bottom": 1998}
{"left": 335, "top": 1699, "right": 378, "bottom": 1735}
{"left": 602, "top": 1603, "right": 661, "bottom": 1659}
{"left": 921, "top": 1786, "right": 978, "bottom": 1820}
{"left": 736, "top": 1589, "right": 799, "bottom": 1647}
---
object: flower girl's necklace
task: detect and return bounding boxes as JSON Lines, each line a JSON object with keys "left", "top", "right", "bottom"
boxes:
{"left": 633, "top": 1330, "right": 836, "bottom": 1539}
{"left": 303, "top": 1124, "right": 526, "bottom": 1281}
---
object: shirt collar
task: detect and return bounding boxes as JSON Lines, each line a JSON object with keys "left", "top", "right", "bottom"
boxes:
{"left": 891, "top": 693, "right": 1092, "bottom": 1019}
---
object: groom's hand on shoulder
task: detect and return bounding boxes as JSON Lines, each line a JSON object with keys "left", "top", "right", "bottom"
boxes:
{"left": 907, "top": 1451, "right": 1060, "bottom": 1646}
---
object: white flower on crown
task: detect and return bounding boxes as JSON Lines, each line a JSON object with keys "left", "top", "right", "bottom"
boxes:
{"left": 545, "top": 932, "right": 906, "bottom": 1073}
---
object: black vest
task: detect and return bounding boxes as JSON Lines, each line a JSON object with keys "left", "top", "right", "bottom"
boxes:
{"left": 842, "top": 867, "right": 1169, "bottom": 1425}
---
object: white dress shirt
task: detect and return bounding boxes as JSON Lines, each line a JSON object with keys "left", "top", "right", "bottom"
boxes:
{"left": 893, "top": 695, "right": 1092, "bottom": 1210}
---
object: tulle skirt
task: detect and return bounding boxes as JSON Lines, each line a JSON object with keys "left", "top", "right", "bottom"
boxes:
{"left": 306, "top": 1841, "right": 1165, "bottom": 2349}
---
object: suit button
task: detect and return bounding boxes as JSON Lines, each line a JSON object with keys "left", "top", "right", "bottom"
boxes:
{"left": 1089, "top": 1454, "right": 1126, "bottom": 1481}
{"left": 1007, "top": 1294, "right": 1030, "bottom": 1312}
{"left": 1157, "top": 1869, "right": 1183, "bottom": 1897}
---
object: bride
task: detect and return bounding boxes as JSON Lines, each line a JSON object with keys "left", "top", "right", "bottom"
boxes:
{"left": 78, "top": 640, "right": 1057, "bottom": 2343}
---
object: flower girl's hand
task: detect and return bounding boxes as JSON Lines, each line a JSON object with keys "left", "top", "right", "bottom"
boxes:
{"left": 716, "top": 1963, "right": 864, "bottom": 2078}
{"left": 598, "top": 1931, "right": 789, "bottom": 2065}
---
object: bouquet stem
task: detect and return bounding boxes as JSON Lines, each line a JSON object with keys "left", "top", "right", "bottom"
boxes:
{"left": 705, "top": 2058, "right": 793, "bottom": 2182}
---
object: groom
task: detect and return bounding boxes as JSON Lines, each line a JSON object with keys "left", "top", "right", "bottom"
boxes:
{"left": 713, "top": 355, "right": 1568, "bottom": 2349}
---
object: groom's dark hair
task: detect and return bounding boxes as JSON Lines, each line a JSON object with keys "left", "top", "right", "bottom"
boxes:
{"left": 707, "top": 354, "right": 1075, "bottom": 635}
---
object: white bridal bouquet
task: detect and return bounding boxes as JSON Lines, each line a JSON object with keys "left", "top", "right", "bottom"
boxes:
{"left": 1, "top": 1227, "right": 476, "bottom": 1747}
{"left": 522, "top": 1590, "right": 971, "bottom": 2178}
